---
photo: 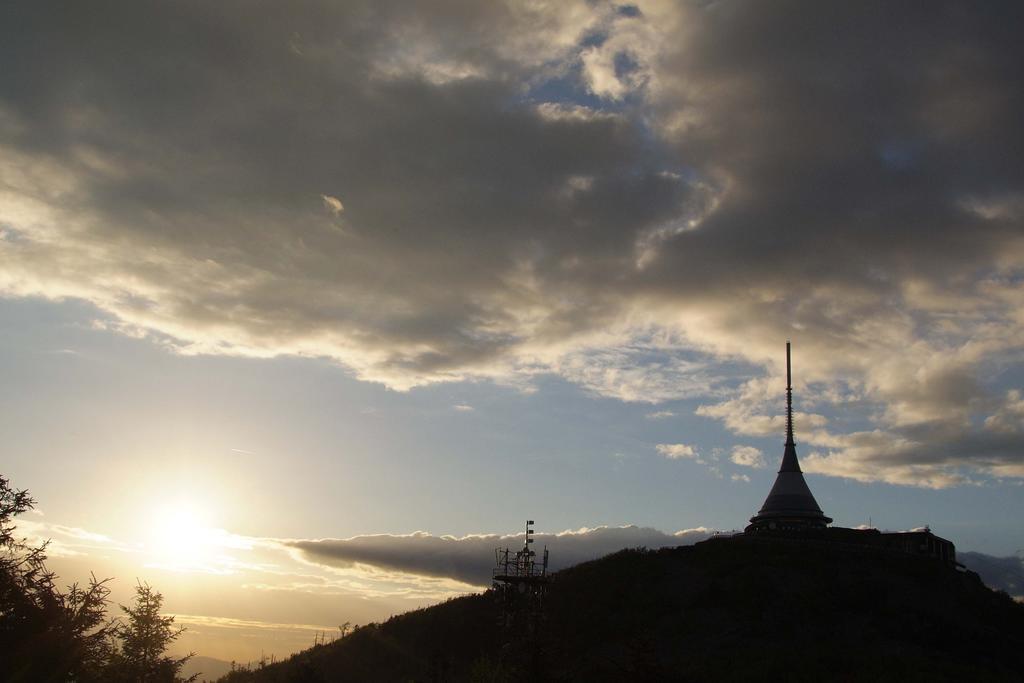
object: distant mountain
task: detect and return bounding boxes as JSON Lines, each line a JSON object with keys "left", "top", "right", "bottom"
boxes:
{"left": 217, "top": 537, "right": 1024, "bottom": 682}
{"left": 182, "top": 655, "right": 235, "bottom": 682}
{"left": 960, "top": 551, "right": 1024, "bottom": 599}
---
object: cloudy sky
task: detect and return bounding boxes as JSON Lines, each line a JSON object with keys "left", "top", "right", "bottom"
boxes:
{"left": 2, "top": 0, "right": 1023, "bottom": 663}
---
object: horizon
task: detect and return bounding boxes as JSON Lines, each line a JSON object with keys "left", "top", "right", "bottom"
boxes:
{"left": 2, "top": 0, "right": 1024, "bottom": 665}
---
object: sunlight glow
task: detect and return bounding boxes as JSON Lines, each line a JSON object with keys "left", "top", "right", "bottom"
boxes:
{"left": 146, "top": 501, "right": 250, "bottom": 574}
{"left": 149, "top": 501, "right": 210, "bottom": 564}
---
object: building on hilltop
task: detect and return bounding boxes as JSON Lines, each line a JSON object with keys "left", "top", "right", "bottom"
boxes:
{"left": 736, "top": 342, "right": 956, "bottom": 566}
{"left": 746, "top": 341, "right": 832, "bottom": 532}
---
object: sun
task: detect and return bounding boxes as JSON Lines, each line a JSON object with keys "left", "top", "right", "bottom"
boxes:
{"left": 147, "top": 501, "right": 215, "bottom": 567}
{"left": 144, "top": 500, "right": 251, "bottom": 573}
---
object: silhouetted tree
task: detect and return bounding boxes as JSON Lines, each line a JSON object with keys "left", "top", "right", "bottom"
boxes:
{"left": 0, "top": 474, "right": 113, "bottom": 682}
{"left": 105, "top": 582, "right": 197, "bottom": 682}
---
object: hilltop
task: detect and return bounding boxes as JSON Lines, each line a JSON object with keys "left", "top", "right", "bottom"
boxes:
{"left": 182, "top": 656, "right": 235, "bottom": 682}
{"left": 217, "top": 536, "right": 1024, "bottom": 682}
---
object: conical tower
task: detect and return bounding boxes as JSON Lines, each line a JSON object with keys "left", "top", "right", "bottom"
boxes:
{"left": 747, "top": 342, "right": 832, "bottom": 532}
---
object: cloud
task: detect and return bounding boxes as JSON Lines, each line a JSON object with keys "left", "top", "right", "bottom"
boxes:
{"left": 654, "top": 443, "right": 727, "bottom": 481}
{"left": 288, "top": 525, "right": 712, "bottom": 585}
{"left": 16, "top": 519, "right": 137, "bottom": 558}
{"left": 655, "top": 443, "right": 697, "bottom": 460}
{"left": 985, "top": 390, "right": 1024, "bottom": 434}
{"left": 172, "top": 613, "right": 337, "bottom": 635}
{"left": 730, "top": 446, "right": 766, "bottom": 469}
{"left": 320, "top": 194, "right": 344, "bottom": 215}
{"left": 1, "top": 1, "right": 1023, "bottom": 487}
{"left": 731, "top": 473, "right": 750, "bottom": 483}
{"left": 645, "top": 410, "right": 675, "bottom": 420}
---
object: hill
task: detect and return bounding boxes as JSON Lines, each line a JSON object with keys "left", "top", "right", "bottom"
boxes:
{"left": 217, "top": 536, "right": 1024, "bottom": 682}
{"left": 182, "top": 656, "right": 235, "bottom": 682}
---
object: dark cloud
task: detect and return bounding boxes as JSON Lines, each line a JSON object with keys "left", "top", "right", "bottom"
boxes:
{"left": 1, "top": 1, "right": 1022, "bottom": 484}
{"left": 0, "top": 0, "right": 689, "bottom": 377}
{"left": 288, "top": 525, "right": 711, "bottom": 585}
{"left": 647, "top": 0, "right": 1024, "bottom": 288}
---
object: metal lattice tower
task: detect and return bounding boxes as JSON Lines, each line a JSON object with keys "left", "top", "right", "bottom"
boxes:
{"left": 493, "top": 518, "right": 550, "bottom": 683}
{"left": 493, "top": 520, "right": 549, "bottom": 634}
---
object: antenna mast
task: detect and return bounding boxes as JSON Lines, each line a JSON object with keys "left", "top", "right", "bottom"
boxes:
{"left": 786, "top": 341, "right": 794, "bottom": 446}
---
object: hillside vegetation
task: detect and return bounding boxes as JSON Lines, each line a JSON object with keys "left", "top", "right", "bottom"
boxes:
{"left": 220, "top": 537, "right": 1024, "bottom": 682}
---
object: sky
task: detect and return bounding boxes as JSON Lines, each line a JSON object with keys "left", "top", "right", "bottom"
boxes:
{"left": 2, "top": 0, "right": 1024, "bottom": 664}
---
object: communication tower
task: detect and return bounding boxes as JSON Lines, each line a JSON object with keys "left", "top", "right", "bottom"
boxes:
{"left": 493, "top": 520, "right": 550, "bottom": 637}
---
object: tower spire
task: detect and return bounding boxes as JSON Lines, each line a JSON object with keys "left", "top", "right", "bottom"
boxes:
{"left": 747, "top": 340, "right": 832, "bottom": 531}
{"left": 785, "top": 340, "right": 794, "bottom": 447}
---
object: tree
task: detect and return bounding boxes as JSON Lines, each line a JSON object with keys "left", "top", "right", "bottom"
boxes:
{"left": 106, "top": 582, "right": 197, "bottom": 683}
{"left": 1, "top": 474, "right": 113, "bottom": 682}
{"left": 3, "top": 475, "right": 197, "bottom": 682}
